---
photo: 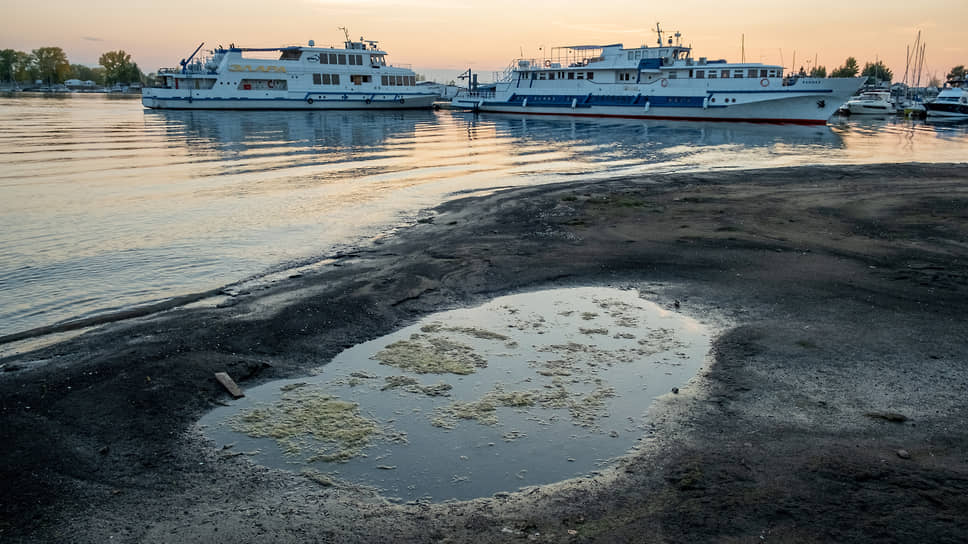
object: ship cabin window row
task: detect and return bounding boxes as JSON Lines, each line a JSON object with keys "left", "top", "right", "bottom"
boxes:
{"left": 693, "top": 68, "right": 778, "bottom": 79}
{"left": 534, "top": 72, "right": 594, "bottom": 80}
{"left": 317, "top": 53, "right": 387, "bottom": 67}
{"left": 312, "top": 73, "right": 342, "bottom": 85}
{"left": 381, "top": 75, "right": 415, "bottom": 86}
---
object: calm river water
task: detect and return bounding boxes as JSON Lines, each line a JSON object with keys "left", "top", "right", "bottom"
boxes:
{"left": 2, "top": 93, "right": 967, "bottom": 341}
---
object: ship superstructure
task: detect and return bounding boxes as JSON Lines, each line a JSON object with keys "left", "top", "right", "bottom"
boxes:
{"left": 143, "top": 32, "right": 437, "bottom": 110}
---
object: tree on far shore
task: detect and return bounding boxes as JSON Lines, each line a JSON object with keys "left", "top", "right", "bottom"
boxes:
{"left": 32, "top": 47, "right": 71, "bottom": 85}
{"left": 99, "top": 50, "right": 143, "bottom": 85}
{"left": 947, "top": 65, "right": 966, "bottom": 81}
{"left": 861, "top": 60, "right": 893, "bottom": 84}
{"left": 830, "top": 57, "right": 859, "bottom": 78}
{"left": 809, "top": 65, "right": 827, "bottom": 78}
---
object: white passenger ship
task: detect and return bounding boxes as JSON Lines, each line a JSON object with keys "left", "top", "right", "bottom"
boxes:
{"left": 452, "top": 27, "right": 865, "bottom": 125}
{"left": 143, "top": 31, "right": 438, "bottom": 110}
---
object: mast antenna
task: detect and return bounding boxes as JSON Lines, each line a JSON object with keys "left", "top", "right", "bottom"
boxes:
{"left": 338, "top": 26, "right": 350, "bottom": 43}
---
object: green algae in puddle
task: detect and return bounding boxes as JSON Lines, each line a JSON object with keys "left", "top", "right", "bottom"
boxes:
{"left": 372, "top": 335, "right": 485, "bottom": 374}
{"left": 229, "top": 387, "right": 389, "bottom": 463}
{"left": 202, "top": 286, "right": 712, "bottom": 503}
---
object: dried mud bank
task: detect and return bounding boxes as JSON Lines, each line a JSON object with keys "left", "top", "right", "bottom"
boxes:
{"left": 2, "top": 163, "right": 968, "bottom": 543}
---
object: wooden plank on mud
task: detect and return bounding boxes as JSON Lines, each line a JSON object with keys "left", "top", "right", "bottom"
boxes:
{"left": 214, "top": 372, "right": 244, "bottom": 398}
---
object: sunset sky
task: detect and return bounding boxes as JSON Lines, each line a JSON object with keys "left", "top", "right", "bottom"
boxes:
{"left": 2, "top": 0, "right": 965, "bottom": 83}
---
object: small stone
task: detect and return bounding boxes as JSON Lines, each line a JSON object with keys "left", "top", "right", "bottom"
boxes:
{"left": 896, "top": 449, "right": 911, "bottom": 459}
{"left": 98, "top": 446, "right": 109, "bottom": 455}
{"left": 671, "top": 387, "right": 679, "bottom": 394}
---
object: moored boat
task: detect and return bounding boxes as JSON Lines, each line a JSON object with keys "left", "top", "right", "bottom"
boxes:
{"left": 925, "top": 79, "right": 968, "bottom": 119}
{"left": 143, "top": 31, "right": 438, "bottom": 110}
{"left": 452, "top": 26, "right": 864, "bottom": 125}
{"left": 844, "top": 90, "right": 897, "bottom": 115}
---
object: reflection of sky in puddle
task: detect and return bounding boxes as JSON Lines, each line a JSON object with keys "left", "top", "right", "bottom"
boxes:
{"left": 198, "top": 287, "right": 710, "bottom": 502}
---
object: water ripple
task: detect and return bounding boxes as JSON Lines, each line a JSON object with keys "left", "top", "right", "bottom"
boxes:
{"left": 1, "top": 93, "right": 966, "bottom": 338}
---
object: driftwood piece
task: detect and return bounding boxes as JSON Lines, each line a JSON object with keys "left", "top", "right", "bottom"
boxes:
{"left": 214, "top": 372, "right": 244, "bottom": 398}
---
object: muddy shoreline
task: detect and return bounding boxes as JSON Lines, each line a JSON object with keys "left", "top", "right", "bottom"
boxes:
{"left": 2, "top": 163, "right": 967, "bottom": 543}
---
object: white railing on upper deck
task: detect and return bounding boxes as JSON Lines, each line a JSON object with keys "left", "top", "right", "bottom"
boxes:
{"left": 457, "top": 89, "right": 496, "bottom": 99}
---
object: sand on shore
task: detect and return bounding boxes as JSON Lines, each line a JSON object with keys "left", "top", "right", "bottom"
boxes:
{"left": 2, "top": 162, "right": 967, "bottom": 543}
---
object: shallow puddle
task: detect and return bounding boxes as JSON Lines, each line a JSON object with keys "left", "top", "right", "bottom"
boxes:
{"left": 199, "top": 287, "right": 711, "bottom": 502}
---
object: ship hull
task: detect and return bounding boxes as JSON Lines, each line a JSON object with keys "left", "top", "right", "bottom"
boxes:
{"left": 143, "top": 90, "right": 437, "bottom": 110}
{"left": 453, "top": 79, "right": 864, "bottom": 125}
{"left": 925, "top": 103, "right": 968, "bottom": 118}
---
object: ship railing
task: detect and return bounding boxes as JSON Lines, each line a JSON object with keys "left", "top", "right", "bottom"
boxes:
{"left": 512, "top": 53, "right": 605, "bottom": 71}
{"left": 458, "top": 90, "right": 496, "bottom": 99}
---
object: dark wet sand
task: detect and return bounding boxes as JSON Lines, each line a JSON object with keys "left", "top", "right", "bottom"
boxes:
{"left": 2, "top": 163, "right": 967, "bottom": 543}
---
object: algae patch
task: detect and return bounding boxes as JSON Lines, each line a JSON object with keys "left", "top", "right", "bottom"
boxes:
{"left": 372, "top": 335, "right": 485, "bottom": 374}
{"left": 229, "top": 387, "right": 386, "bottom": 463}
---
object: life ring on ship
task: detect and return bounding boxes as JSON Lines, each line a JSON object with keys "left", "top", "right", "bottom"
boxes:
{"left": 365, "top": 98, "right": 371, "bottom": 104}
{"left": 544, "top": 60, "right": 551, "bottom": 67}
{"left": 760, "top": 78, "right": 769, "bottom": 87}
{"left": 307, "top": 97, "right": 314, "bottom": 104}
{"left": 399, "top": 98, "right": 406, "bottom": 104}
{"left": 267, "top": 80, "right": 274, "bottom": 89}
{"left": 660, "top": 78, "right": 668, "bottom": 87}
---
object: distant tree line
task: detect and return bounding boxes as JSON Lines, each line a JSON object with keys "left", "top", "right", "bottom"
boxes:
{"left": 827, "top": 58, "right": 967, "bottom": 86}
{"left": 0, "top": 46, "right": 145, "bottom": 86}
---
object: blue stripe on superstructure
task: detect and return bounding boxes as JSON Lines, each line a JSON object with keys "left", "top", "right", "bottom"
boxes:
{"left": 492, "top": 94, "right": 715, "bottom": 109}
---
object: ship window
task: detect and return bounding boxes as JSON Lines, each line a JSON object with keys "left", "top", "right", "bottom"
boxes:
{"left": 576, "top": 72, "right": 584, "bottom": 79}
{"left": 408, "top": 76, "right": 415, "bottom": 85}
{"left": 587, "top": 72, "right": 594, "bottom": 80}
{"left": 321, "top": 74, "right": 331, "bottom": 84}
{"left": 761, "top": 69, "right": 769, "bottom": 78}
{"left": 538, "top": 72, "right": 547, "bottom": 80}
{"left": 721, "top": 70, "right": 730, "bottom": 78}
{"left": 708, "top": 71, "right": 717, "bottom": 79}
{"left": 331, "top": 74, "right": 340, "bottom": 85}
{"left": 734, "top": 70, "right": 744, "bottom": 78}
{"left": 548, "top": 72, "right": 555, "bottom": 80}
{"left": 394, "top": 75, "right": 402, "bottom": 85}
{"left": 568, "top": 72, "right": 574, "bottom": 80}
{"left": 628, "top": 52, "right": 634, "bottom": 60}
{"left": 636, "top": 51, "right": 642, "bottom": 60}
{"left": 313, "top": 73, "right": 322, "bottom": 85}
{"left": 327, "top": 53, "right": 337, "bottom": 64}
{"left": 279, "top": 49, "right": 301, "bottom": 61}
{"left": 696, "top": 70, "right": 704, "bottom": 79}
{"left": 350, "top": 75, "right": 371, "bottom": 85}
{"left": 381, "top": 75, "right": 388, "bottom": 85}
{"left": 748, "top": 69, "right": 758, "bottom": 78}
{"left": 668, "top": 72, "right": 677, "bottom": 79}
{"left": 338, "top": 54, "right": 346, "bottom": 65}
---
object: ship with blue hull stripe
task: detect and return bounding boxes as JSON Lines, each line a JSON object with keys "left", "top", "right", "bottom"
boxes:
{"left": 143, "top": 30, "right": 437, "bottom": 111}
{"left": 452, "top": 26, "right": 864, "bottom": 125}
